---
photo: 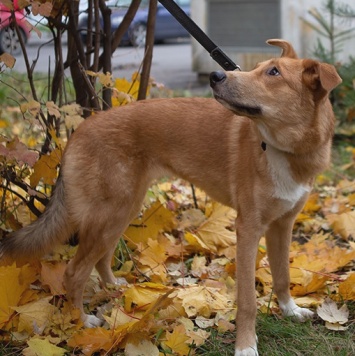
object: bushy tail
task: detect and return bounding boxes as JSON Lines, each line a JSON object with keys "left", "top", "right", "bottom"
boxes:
{"left": 0, "top": 175, "right": 73, "bottom": 263}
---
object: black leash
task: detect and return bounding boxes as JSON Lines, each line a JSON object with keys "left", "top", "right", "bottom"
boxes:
{"left": 158, "top": 0, "right": 240, "bottom": 71}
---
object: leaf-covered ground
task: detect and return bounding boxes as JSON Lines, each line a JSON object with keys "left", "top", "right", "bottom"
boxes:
{"left": 1, "top": 173, "right": 355, "bottom": 355}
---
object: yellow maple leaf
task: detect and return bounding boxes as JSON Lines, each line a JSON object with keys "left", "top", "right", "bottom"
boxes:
{"left": 123, "top": 283, "right": 171, "bottom": 313}
{"left": 339, "top": 273, "right": 355, "bottom": 300}
{"left": 124, "top": 201, "right": 176, "bottom": 247}
{"left": 327, "top": 211, "right": 355, "bottom": 240}
{"left": 177, "top": 285, "right": 233, "bottom": 318}
{"left": 302, "top": 193, "right": 321, "bottom": 214}
{"left": 48, "top": 127, "right": 65, "bottom": 150}
{"left": 184, "top": 231, "right": 209, "bottom": 252}
{"left": 139, "top": 238, "right": 168, "bottom": 267}
{"left": 0, "top": 264, "right": 36, "bottom": 326}
{"left": 291, "top": 274, "right": 329, "bottom": 296}
{"left": 68, "top": 327, "right": 123, "bottom": 356}
{"left": 30, "top": 148, "right": 62, "bottom": 187}
{"left": 164, "top": 324, "right": 190, "bottom": 356}
{"left": 293, "top": 296, "right": 323, "bottom": 309}
{"left": 104, "top": 307, "right": 138, "bottom": 330}
{"left": 23, "top": 337, "right": 66, "bottom": 356}
{"left": 196, "top": 203, "right": 236, "bottom": 255}
{"left": 112, "top": 73, "right": 149, "bottom": 106}
{"left": 13, "top": 296, "right": 57, "bottom": 334}
{"left": 291, "top": 236, "right": 355, "bottom": 275}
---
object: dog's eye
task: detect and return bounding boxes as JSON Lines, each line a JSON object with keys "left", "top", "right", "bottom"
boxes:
{"left": 268, "top": 67, "right": 280, "bottom": 76}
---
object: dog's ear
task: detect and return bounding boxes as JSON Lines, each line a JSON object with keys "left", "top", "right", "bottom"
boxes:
{"left": 266, "top": 39, "right": 298, "bottom": 59}
{"left": 302, "top": 59, "right": 342, "bottom": 98}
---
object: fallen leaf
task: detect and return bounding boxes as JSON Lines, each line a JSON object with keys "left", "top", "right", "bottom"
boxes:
{"left": 125, "top": 338, "right": 159, "bottom": 356}
{"left": 139, "top": 238, "right": 168, "bottom": 267}
{"left": 338, "top": 273, "right": 355, "bottom": 300}
{"left": 68, "top": 327, "right": 122, "bottom": 356}
{"left": 123, "top": 283, "right": 171, "bottom": 312}
{"left": 177, "top": 285, "right": 232, "bottom": 318}
{"left": 164, "top": 324, "right": 190, "bottom": 356}
{"left": 317, "top": 298, "right": 349, "bottom": 326}
{"left": 0, "top": 264, "right": 36, "bottom": 326}
{"left": 40, "top": 261, "right": 67, "bottom": 295}
{"left": 327, "top": 211, "right": 355, "bottom": 240}
{"left": 23, "top": 337, "right": 66, "bottom": 356}
{"left": 196, "top": 203, "right": 236, "bottom": 255}
{"left": 124, "top": 202, "right": 176, "bottom": 246}
{"left": 13, "top": 297, "right": 57, "bottom": 334}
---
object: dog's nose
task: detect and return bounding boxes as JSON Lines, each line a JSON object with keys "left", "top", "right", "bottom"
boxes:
{"left": 209, "top": 71, "right": 227, "bottom": 87}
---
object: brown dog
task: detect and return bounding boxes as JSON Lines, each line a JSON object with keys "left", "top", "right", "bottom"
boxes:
{"left": 0, "top": 39, "right": 341, "bottom": 355}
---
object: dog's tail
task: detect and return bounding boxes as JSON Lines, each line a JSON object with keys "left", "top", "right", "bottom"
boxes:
{"left": 0, "top": 175, "right": 73, "bottom": 264}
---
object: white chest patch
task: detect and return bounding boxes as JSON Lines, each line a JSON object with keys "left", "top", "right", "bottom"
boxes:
{"left": 266, "top": 147, "right": 310, "bottom": 207}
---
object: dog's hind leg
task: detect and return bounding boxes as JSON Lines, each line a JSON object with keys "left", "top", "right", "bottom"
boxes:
{"left": 94, "top": 186, "right": 151, "bottom": 286}
{"left": 64, "top": 182, "right": 151, "bottom": 327}
{"left": 64, "top": 209, "right": 132, "bottom": 327}
{"left": 95, "top": 250, "right": 118, "bottom": 285}
{"left": 265, "top": 212, "right": 314, "bottom": 321}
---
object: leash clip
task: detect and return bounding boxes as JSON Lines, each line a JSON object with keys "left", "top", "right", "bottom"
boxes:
{"left": 210, "top": 47, "right": 241, "bottom": 71}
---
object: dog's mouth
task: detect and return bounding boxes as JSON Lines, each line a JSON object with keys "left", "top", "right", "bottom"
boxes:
{"left": 214, "top": 94, "right": 262, "bottom": 116}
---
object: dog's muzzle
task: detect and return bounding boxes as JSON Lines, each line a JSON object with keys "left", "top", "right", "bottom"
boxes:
{"left": 210, "top": 71, "right": 227, "bottom": 88}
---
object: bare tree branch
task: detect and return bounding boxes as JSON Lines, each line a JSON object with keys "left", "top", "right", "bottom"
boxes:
{"left": 138, "top": 0, "right": 157, "bottom": 100}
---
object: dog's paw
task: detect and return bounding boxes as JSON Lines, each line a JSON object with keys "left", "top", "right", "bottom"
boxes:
{"left": 288, "top": 306, "right": 314, "bottom": 321}
{"left": 83, "top": 314, "right": 103, "bottom": 328}
{"left": 235, "top": 345, "right": 259, "bottom": 356}
{"left": 280, "top": 299, "right": 314, "bottom": 322}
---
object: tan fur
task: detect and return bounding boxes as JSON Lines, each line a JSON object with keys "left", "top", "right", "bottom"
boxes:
{"left": 0, "top": 40, "right": 341, "bottom": 355}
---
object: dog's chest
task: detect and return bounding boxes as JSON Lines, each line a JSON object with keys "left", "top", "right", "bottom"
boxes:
{"left": 266, "top": 148, "right": 310, "bottom": 208}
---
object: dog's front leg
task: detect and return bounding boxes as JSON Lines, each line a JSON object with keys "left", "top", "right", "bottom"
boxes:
{"left": 235, "top": 218, "right": 261, "bottom": 356}
{"left": 265, "top": 214, "right": 314, "bottom": 321}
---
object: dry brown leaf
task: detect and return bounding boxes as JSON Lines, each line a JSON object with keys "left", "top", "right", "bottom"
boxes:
{"left": 317, "top": 297, "right": 349, "bottom": 326}
{"left": 40, "top": 261, "right": 67, "bottom": 295}
{"left": 338, "top": 273, "right": 355, "bottom": 300}
{"left": 0, "top": 52, "right": 16, "bottom": 68}
{"left": 125, "top": 338, "right": 159, "bottom": 356}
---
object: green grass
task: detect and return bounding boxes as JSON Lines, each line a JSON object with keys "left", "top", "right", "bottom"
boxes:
{"left": 0, "top": 71, "right": 52, "bottom": 105}
{"left": 195, "top": 305, "right": 355, "bottom": 355}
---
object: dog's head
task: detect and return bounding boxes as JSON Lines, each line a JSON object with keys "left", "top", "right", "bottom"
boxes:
{"left": 210, "top": 39, "right": 342, "bottom": 153}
